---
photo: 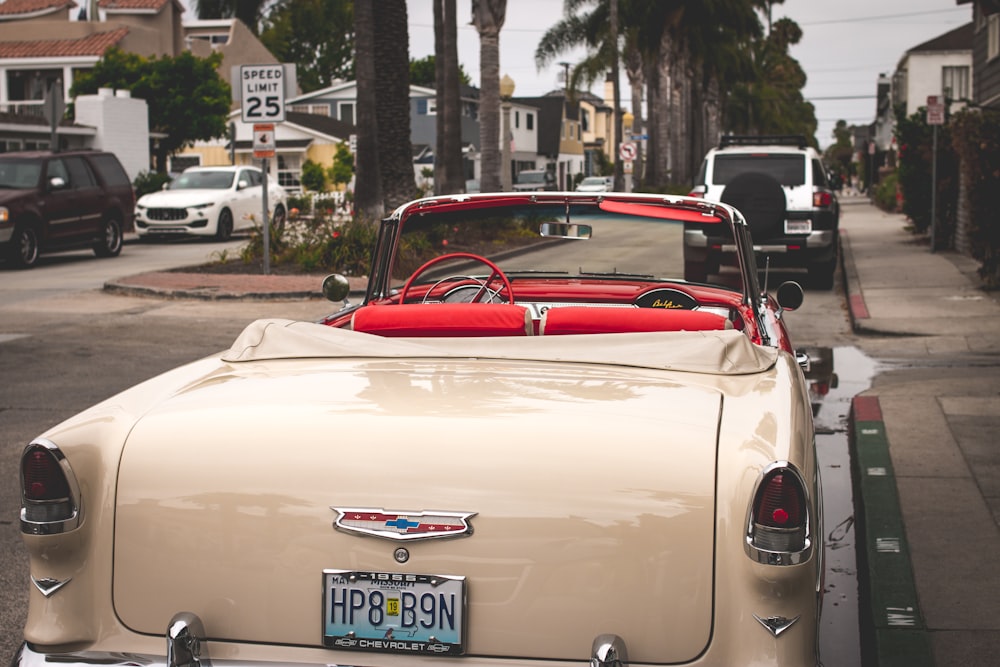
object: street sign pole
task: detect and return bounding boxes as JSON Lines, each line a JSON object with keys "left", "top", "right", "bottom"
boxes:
{"left": 926, "top": 95, "right": 945, "bottom": 253}
{"left": 931, "top": 125, "right": 938, "bottom": 254}
{"left": 241, "top": 64, "right": 287, "bottom": 274}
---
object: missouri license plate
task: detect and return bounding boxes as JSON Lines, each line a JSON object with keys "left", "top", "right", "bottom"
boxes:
{"left": 323, "top": 569, "right": 466, "bottom": 655}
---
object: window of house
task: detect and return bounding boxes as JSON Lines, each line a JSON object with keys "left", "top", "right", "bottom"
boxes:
{"left": 338, "top": 102, "right": 355, "bottom": 124}
{"left": 515, "top": 111, "right": 520, "bottom": 129}
{"left": 942, "top": 66, "right": 970, "bottom": 101}
{"left": 527, "top": 113, "right": 534, "bottom": 131}
{"left": 989, "top": 14, "right": 999, "bottom": 61}
{"left": 169, "top": 155, "right": 201, "bottom": 173}
{"left": 417, "top": 98, "right": 437, "bottom": 115}
{"left": 277, "top": 154, "right": 302, "bottom": 189}
{"left": 289, "top": 103, "right": 331, "bottom": 116}
{"left": 581, "top": 109, "right": 590, "bottom": 133}
{"left": 0, "top": 140, "right": 24, "bottom": 153}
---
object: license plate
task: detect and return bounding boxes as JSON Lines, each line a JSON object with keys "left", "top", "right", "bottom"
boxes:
{"left": 785, "top": 219, "right": 812, "bottom": 234}
{"left": 323, "top": 569, "right": 466, "bottom": 655}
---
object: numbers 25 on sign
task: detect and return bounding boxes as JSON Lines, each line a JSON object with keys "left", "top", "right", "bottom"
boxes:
{"left": 241, "top": 65, "right": 285, "bottom": 123}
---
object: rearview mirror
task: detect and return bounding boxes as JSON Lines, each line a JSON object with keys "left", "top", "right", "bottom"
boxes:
{"left": 539, "top": 222, "right": 592, "bottom": 239}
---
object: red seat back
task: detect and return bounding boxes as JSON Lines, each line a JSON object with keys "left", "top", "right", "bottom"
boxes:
{"left": 352, "top": 303, "right": 533, "bottom": 337}
{"left": 540, "top": 306, "right": 730, "bottom": 335}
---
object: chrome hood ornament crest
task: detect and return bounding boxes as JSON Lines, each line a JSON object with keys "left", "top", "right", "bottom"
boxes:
{"left": 332, "top": 507, "right": 476, "bottom": 541}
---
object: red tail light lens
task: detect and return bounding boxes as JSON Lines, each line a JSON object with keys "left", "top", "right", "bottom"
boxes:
{"left": 20, "top": 441, "right": 82, "bottom": 534}
{"left": 755, "top": 472, "right": 804, "bottom": 528}
{"left": 22, "top": 445, "right": 71, "bottom": 501}
{"left": 746, "top": 465, "right": 811, "bottom": 565}
{"left": 813, "top": 191, "right": 833, "bottom": 207}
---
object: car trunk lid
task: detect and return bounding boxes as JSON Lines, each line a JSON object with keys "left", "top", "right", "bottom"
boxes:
{"left": 113, "top": 358, "right": 721, "bottom": 662}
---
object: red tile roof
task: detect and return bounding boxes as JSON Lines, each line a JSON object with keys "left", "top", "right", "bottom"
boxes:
{"left": 0, "top": 0, "right": 77, "bottom": 16}
{"left": 98, "top": 0, "right": 171, "bottom": 9}
{"left": 0, "top": 27, "right": 128, "bottom": 58}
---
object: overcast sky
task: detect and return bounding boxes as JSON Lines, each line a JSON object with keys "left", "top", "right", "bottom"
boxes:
{"left": 404, "top": 0, "right": 972, "bottom": 149}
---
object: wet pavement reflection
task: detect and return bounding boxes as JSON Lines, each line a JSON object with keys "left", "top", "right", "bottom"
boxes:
{"left": 801, "top": 346, "right": 880, "bottom": 666}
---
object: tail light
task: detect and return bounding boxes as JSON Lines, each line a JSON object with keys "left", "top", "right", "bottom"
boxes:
{"left": 745, "top": 463, "right": 811, "bottom": 566}
{"left": 813, "top": 190, "right": 833, "bottom": 207}
{"left": 20, "top": 440, "right": 82, "bottom": 534}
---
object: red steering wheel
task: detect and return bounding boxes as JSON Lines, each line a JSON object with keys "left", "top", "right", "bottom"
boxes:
{"left": 399, "top": 252, "right": 514, "bottom": 304}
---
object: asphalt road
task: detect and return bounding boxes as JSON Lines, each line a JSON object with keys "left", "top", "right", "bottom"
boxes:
{"left": 0, "top": 239, "right": 857, "bottom": 663}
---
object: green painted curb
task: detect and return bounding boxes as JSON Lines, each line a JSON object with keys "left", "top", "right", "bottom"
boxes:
{"left": 851, "top": 399, "right": 934, "bottom": 667}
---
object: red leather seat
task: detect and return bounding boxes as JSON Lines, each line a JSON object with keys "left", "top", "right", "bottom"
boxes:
{"left": 540, "top": 306, "right": 730, "bottom": 335}
{"left": 352, "top": 303, "right": 533, "bottom": 337}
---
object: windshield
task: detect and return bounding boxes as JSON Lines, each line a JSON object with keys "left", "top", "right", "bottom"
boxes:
{"left": 390, "top": 199, "right": 741, "bottom": 292}
{"left": 580, "top": 177, "right": 607, "bottom": 185}
{"left": 171, "top": 170, "right": 235, "bottom": 190}
{"left": 0, "top": 159, "right": 41, "bottom": 188}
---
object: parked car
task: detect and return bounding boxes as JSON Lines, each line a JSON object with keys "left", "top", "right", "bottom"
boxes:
{"left": 512, "top": 168, "right": 556, "bottom": 191}
{"left": 0, "top": 150, "right": 134, "bottom": 269}
{"left": 686, "top": 135, "right": 840, "bottom": 289}
{"left": 134, "top": 165, "right": 287, "bottom": 241}
{"left": 575, "top": 175, "right": 614, "bottom": 192}
{"left": 15, "top": 192, "right": 820, "bottom": 667}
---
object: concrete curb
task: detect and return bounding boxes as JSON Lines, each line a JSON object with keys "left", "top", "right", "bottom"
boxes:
{"left": 850, "top": 396, "right": 934, "bottom": 667}
{"left": 102, "top": 280, "right": 325, "bottom": 301}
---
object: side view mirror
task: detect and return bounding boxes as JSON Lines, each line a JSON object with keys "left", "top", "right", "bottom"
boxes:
{"left": 322, "top": 273, "right": 351, "bottom": 303}
{"left": 776, "top": 280, "right": 804, "bottom": 311}
{"left": 48, "top": 176, "right": 66, "bottom": 191}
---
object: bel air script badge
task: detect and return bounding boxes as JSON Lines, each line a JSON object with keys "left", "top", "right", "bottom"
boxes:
{"left": 332, "top": 507, "right": 476, "bottom": 541}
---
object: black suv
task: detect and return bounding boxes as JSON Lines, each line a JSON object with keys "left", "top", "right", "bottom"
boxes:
{"left": 0, "top": 150, "right": 135, "bottom": 269}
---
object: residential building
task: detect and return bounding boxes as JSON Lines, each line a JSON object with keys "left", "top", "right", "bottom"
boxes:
{"left": 180, "top": 110, "right": 354, "bottom": 191}
{"left": 891, "top": 22, "right": 973, "bottom": 118}
{"left": 957, "top": 0, "right": 1000, "bottom": 109}
{"left": 0, "top": 0, "right": 280, "bottom": 174}
{"left": 515, "top": 91, "right": 585, "bottom": 190}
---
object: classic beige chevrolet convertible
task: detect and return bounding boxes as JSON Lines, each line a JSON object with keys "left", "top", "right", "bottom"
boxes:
{"left": 16, "top": 192, "right": 820, "bottom": 666}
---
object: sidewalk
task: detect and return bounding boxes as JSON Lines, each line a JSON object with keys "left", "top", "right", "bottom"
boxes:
{"left": 839, "top": 195, "right": 1000, "bottom": 667}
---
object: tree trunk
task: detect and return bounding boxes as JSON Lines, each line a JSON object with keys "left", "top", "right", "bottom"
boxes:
{"left": 472, "top": 0, "right": 506, "bottom": 193}
{"left": 610, "top": 0, "right": 623, "bottom": 193}
{"left": 374, "top": 0, "right": 415, "bottom": 212}
{"left": 435, "top": 0, "right": 464, "bottom": 195}
{"left": 648, "top": 24, "right": 674, "bottom": 187}
{"left": 624, "top": 40, "right": 645, "bottom": 190}
{"left": 353, "top": 0, "right": 382, "bottom": 219}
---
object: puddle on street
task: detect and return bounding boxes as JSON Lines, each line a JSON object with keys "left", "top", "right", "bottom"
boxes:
{"left": 801, "top": 345, "right": 879, "bottom": 666}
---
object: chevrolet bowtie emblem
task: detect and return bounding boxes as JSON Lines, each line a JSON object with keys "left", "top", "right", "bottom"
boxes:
{"left": 331, "top": 507, "right": 476, "bottom": 541}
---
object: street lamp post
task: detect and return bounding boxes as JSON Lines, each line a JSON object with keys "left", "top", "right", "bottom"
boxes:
{"left": 622, "top": 111, "right": 634, "bottom": 193}
{"left": 500, "top": 74, "right": 515, "bottom": 191}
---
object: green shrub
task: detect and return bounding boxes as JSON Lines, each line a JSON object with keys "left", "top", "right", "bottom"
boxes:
{"left": 895, "top": 104, "right": 958, "bottom": 246}
{"left": 133, "top": 170, "right": 171, "bottom": 198}
{"left": 951, "top": 109, "right": 1000, "bottom": 287}
{"left": 874, "top": 172, "right": 899, "bottom": 212}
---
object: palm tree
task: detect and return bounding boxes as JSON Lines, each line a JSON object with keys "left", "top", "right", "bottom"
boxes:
{"left": 536, "top": 1, "right": 661, "bottom": 189}
{"left": 472, "top": 0, "right": 507, "bottom": 193}
{"left": 353, "top": 0, "right": 382, "bottom": 219}
{"left": 373, "top": 0, "right": 415, "bottom": 211}
{"left": 434, "top": 0, "right": 466, "bottom": 194}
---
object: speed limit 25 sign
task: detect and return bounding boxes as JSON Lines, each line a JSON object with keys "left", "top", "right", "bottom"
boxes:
{"left": 240, "top": 64, "right": 286, "bottom": 123}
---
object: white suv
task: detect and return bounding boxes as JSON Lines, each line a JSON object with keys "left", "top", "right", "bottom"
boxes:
{"left": 685, "top": 135, "right": 840, "bottom": 289}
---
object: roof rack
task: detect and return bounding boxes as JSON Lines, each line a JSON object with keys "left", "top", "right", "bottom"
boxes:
{"left": 718, "top": 135, "right": 808, "bottom": 149}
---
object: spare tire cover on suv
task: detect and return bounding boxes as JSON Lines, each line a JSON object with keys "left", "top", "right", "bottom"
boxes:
{"left": 720, "top": 172, "right": 786, "bottom": 239}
